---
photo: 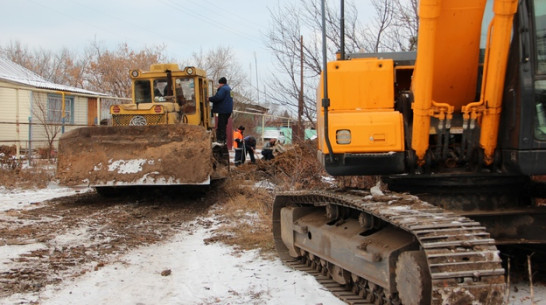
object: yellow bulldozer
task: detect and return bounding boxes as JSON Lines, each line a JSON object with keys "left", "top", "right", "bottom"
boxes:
{"left": 56, "top": 64, "right": 229, "bottom": 192}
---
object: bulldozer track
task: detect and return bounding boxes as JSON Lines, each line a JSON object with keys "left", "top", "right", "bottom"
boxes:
{"left": 274, "top": 190, "right": 506, "bottom": 304}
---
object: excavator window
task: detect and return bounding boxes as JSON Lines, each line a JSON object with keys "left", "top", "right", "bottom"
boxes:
{"left": 534, "top": 0, "right": 546, "bottom": 139}
{"left": 134, "top": 80, "right": 151, "bottom": 103}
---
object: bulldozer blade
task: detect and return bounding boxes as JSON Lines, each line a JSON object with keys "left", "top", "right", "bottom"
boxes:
{"left": 57, "top": 124, "right": 217, "bottom": 187}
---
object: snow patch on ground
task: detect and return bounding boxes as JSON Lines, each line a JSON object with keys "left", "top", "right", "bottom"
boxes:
{"left": 370, "top": 181, "right": 384, "bottom": 197}
{"left": 48, "top": 222, "right": 340, "bottom": 305}
{"left": 4, "top": 217, "right": 346, "bottom": 305}
{"left": 0, "top": 184, "right": 91, "bottom": 212}
{"left": 0, "top": 243, "right": 47, "bottom": 273}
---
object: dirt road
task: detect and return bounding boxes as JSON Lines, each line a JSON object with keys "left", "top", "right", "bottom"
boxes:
{"left": 0, "top": 188, "right": 217, "bottom": 299}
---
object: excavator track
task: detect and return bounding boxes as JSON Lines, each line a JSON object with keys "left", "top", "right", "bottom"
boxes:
{"left": 273, "top": 189, "right": 506, "bottom": 304}
{"left": 284, "top": 259, "right": 374, "bottom": 305}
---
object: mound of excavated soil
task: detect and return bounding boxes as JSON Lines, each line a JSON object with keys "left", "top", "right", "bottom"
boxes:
{"left": 232, "top": 140, "right": 331, "bottom": 190}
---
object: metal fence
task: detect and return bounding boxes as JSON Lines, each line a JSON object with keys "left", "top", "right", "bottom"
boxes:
{"left": 0, "top": 90, "right": 129, "bottom": 160}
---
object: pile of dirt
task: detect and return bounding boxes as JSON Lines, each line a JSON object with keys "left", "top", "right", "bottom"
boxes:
{"left": 0, "top": 145, "right": 16, "bottom": 161}
{"left": 0, "top": 164, "right": 55, "bottom": 189}
{"left": 230, "top": 139, "right": 378, "bottom": 191}
{"left": 232, "top": 140, "right": 331, "bottom": 191}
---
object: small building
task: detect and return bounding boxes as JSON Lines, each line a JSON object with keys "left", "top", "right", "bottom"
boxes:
{"left": 0, "top": 57, "right": 106, "bottom": 157}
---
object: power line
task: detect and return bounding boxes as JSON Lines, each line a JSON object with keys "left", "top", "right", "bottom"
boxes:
{"left": 189, "top": 0, "right": 266, "bottom": 33}
{"left": 25, "top": 0, "right": 176, "bottom": 53}
{"left": 69, "top": 0, "right": 179, "bottom": 47}
{"left": 158, "top": 0, "right": 265, "bottom": 46}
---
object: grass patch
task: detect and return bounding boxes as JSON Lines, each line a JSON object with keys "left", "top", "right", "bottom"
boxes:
{"left": 207, "top": 140, "right": 330, "bottom": 255}
{"left": 209, "top": 178, "right": 276, "bottom": 255}
{"left": 0, "top": 163, "right": 55, "bottom": 189}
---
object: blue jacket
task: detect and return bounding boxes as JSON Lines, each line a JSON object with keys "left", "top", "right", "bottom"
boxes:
{"left": 209, "top": 84, "right": 233, "bottom": 114}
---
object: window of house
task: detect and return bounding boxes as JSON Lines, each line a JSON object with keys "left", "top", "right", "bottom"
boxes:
{"left": 47, "top": 94, "right": 74, "bottom": 124}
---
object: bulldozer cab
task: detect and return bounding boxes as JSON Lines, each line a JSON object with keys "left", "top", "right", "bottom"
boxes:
{"left": 111, "top": 64, "right": 213, "bottom": 129}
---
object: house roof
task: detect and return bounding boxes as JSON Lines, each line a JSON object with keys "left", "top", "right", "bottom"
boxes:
{"left": 233, "top": 92, "right": 268, "bottom": 114}
{"left": 0, "top": 56, "right": 106, "bottom": 96}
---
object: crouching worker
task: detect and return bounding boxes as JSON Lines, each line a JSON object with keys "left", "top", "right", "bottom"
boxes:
{"left": 261, "top": 138, "right": 277, "bottom": 161}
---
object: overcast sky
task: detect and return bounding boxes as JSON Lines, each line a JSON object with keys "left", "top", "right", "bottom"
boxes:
{"left": 1, "top": 0, "right": 374, "bottom": 90}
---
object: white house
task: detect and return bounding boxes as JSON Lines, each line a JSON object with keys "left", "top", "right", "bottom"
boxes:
{"left": 0, "top": 57, "right": 107, "bottom": 157}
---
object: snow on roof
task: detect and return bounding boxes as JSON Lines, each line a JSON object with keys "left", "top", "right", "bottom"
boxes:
{"left": 0, "top": 56, "right": 106, "bottom": 96}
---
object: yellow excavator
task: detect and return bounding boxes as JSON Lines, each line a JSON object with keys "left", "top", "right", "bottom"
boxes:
{"left": 274, "top": 0, "right": 546, "bottom": 304}
{"left": 56, "top": 64, "right": 229, "bottom": 193}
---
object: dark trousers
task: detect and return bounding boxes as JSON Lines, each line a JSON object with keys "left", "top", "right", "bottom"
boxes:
{"left": 245, "top": 146, "right": 256, "bottom": 163}
{"left": 234, "top": 148, "right": 245, "bottom": 166}
{"left": 262, "top": 149, "right": 274, "bottom": 160}
{"left": 216, "top": 113, "right": 231, "bottom": 143}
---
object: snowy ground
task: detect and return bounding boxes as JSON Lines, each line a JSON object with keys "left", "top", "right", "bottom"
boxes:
{"left": 0, "top": 185, "right": 544, "bottom": 305}
{"left": 32, "top": 225, "right": 348, "bottom": 305}
{"left": 0, "top": 185, "right": 344, "bottom": 305}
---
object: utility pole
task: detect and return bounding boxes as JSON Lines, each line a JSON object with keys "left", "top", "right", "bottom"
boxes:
{"left": 254, "top": 52, "right": 260, "bottom": 104}
{"left": 298, "top": 35, "right": 305, "bottom": 140}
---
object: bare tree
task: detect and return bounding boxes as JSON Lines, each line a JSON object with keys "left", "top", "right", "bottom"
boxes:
{"left": 265, "top": 0, "right": 364, "bottom": 124}
{"left": 190, "top": 46, "right": 252, "bottom": 99}
{"left": 265, "top": 0, "right": 419, "bottom": 125}
{"left": 0, "top": 41, "right": 89, "bottom": 88}
{"left": 394, "top": 0, "right": 419, "bottom": 51}
{"left": 1, "top": 40, "right": 254, "bottom": 102}
{"left": 31, "top": 95, "right": 63, "bottom": 160}
{"left": 365, "top": 0, "right": 418, "bottom": 52}
{"left": 363, "top": 0, "right": 396, "bottom": 52}
{"left": 83, "top": 41, "right": 169, "bottom": 97}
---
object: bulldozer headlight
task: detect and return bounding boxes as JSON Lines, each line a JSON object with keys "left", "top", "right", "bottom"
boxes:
{"left": 154, "top": 105, "right": 163, "bottom": 113}
{"left": 336, "top": 129, "right": 351, "bottom": 144}
{"left": 185, "top": 67, "right": 195, "bottom": 75}
{"left": 112, "top": 105, "right": 121, "bottom": 114}
{"left": 130, "top": 70, "right": 140, "bottom": 77}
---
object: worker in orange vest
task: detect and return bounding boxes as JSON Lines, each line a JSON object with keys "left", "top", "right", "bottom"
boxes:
{"left": 233, "top": 126, "right": 245, "bottom": 166}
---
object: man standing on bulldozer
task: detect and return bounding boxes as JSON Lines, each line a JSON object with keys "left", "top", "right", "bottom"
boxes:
{"left": 209, "top": 77, "right": 233, "bottom": 144}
